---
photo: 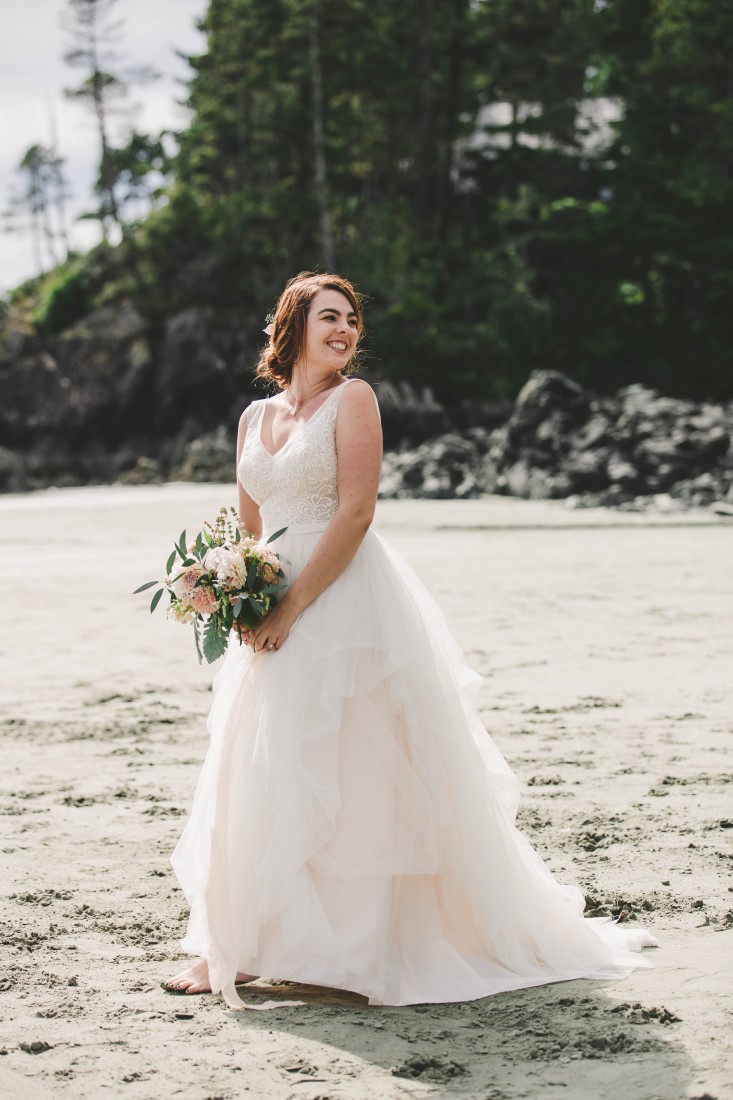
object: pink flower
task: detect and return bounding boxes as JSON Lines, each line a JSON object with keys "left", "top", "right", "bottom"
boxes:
{"left": 189, "top": 586, "right": 219, "bottom": 615}
{"left": 169, "top": 563, "right": 206, "bottom": 600}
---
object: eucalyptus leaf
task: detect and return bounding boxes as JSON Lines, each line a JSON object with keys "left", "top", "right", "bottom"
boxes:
{"left": 260, "top": 582, "right": 289, "bottom": 596}
{"left": 193, "top": 620, "right": 203, "bottom": 666}
{"left": 133, "top": 580, "right": 158, "bottom": 594}
{"left": 165, "top": 550, "right": 176, "bottom": 575}
{"left": 266, "top": 526, "right": 288, "bottom": 544}
{"left": 150, "top": 588, "right": 164, "bottom": 613}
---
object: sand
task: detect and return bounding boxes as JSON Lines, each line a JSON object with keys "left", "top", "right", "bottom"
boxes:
{"left": 0, "top": 485, "right": 731, "bottom": 1100}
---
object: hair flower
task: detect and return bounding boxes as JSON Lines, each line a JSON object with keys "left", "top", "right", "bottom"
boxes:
{"left": 263, "top": 323, "right": 273, "bottom": 336}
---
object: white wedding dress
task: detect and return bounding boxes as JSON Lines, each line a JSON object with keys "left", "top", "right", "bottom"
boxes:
{"left": 170, "top": 377, "right": 658, "bottom": 1010}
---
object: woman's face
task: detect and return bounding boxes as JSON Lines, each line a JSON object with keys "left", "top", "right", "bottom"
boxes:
{"left": 299, "top": 288, "right": 359, "bottom": 376}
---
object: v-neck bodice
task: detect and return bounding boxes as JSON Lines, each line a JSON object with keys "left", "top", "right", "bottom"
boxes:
{"left": 258, "top": 382, "right": 346, "bottom": 459}
{"left": 238, "top": 379, "right": 353, "bottom": 534}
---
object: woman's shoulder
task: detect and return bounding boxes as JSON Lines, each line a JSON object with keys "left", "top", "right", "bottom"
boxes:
{"left": 340, "top": 377, "right": 380, "bottom": 409}
{"left": 239, "top": 396, "right": 268, "bottom": 423}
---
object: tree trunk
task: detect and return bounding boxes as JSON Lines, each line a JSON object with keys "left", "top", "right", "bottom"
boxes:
{"left": 418, "top": 0, "right": 436, "bottom": 217}
{"left": 439, "top": 0, "right": 469, "bottom": 244}
{"left": 309, "top": 0, "right": 335, "bottom": 270}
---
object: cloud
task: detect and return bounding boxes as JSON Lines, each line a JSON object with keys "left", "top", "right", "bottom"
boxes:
{"left": 0, "top": 0, "right": 206, "bottom": 291}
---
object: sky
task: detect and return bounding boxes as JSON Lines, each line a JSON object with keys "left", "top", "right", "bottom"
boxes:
{"left": 0, "top": 0, "right": 208, "bottom": 292}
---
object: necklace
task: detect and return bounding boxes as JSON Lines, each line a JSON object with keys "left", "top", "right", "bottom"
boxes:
{"left": 283, "top": 376, "right": 339, "bottom": 418}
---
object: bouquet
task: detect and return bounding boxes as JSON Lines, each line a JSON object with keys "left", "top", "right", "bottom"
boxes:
{"left": 134, "top": 506, "right": 288, "bottom": 664}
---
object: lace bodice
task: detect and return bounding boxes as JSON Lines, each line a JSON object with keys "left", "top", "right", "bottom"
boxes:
{"left": 238, "top": 379, "right": 355, "bottom": 533}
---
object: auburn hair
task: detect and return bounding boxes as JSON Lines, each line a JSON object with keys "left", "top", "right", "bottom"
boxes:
{"left": 255, "top": 271, "right": 366, "bottom": 390}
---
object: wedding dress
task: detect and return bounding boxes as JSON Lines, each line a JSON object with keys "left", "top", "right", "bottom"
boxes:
{"left": 170, "top": 377, "right": 658, "bottom": 1011}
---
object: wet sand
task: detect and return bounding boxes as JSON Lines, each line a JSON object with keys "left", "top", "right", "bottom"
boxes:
{"left": 0, "top": 485, "right": 731, "bottom": 1099}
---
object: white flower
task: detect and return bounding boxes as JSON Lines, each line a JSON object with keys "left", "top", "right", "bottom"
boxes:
{"left": 204, "top": 545, "right": 248, "bottom": 590}
{"left": 168, "top": 601, "right": 196, "bottom": 624}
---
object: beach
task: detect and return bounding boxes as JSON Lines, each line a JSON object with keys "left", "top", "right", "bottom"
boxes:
{"left": 0, "top": 485, "right": 731, "bottom": 1100}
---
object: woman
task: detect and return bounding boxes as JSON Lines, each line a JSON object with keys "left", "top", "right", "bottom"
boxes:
{"left": 163, "top": 271, "right": 658, "bottom": 1010}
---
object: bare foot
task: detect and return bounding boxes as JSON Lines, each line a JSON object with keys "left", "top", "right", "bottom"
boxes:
{"left": 161, "top": 958, "right": 258, "bottom": 995}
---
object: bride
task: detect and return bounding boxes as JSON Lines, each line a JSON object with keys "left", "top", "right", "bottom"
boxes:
{"left": 162, "top": 270, "right": 658, "bottom": 1009}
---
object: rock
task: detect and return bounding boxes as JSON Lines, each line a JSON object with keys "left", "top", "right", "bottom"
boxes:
{"left": 511, "top": 370, "right": 591, "bottom": 435}
{"left": 156, "top": 308, "right": 228, "bottom": 405}
{"left": 172, "top": 426, "right": 234, "bottom": 482}
{"left": 116, "top": 337, "right": 153, "bottom": 412}
{"left": 0, "top": 447, "right": 26, "bottom": 492}
{"left": 116, "top": 457, "right": 163, "bottom": 485}
{"left": 379, "top": 433, "right": 482, "bottom": 499}
{"left": 377, "top": 368, "right": 733, "bottom": 509}
{"left": 605, "top": 456, "right": 640, "bottom": 488}
{"left": 374, "top": 380, "right": 450, "bottom": 449}
{"left": 572, "top": 413, "right": 614, "bottom": 451}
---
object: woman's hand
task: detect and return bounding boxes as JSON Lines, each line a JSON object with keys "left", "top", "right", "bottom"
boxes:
{"left": 233, "top": 620, "right": 254, "bottom": 648}
{"left": 248, "top": 596, "right": 302, "bottom": 654}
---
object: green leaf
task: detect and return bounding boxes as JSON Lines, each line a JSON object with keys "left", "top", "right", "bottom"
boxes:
{"left": 233, "top": 597, "right": 243, "bottom": 617}
{"left": 260, "top": 582, "right": 289, "bottom": 596}
{"left": 266, "top": 526, "right": 288, "bottom": 544}
{"left": 195, "top": 531, "right": 203, "bottom": 556}
{"left": 133, "top": 580, "right": 158, "bottom": 594}
{"left": 245, "top": 595, "right": 265, "bottom": 618}
{"left": 246, "top": 560, "right": 259, "bottom": 589}
{"left": 237, "top": 602, "right": 260, "bottom": 629}
{"left": 182, "top": 557, "right": 196, "bottom": 567}
{"left": 165, "top": 550, "right": 176, "bottom": 575}
{"left": 150, "top": 588, "right": 164, "bottom": 613}
{"left": 234, "top": 528, "right": 241, "bottom": 543}
{"left": 202, "top": 614, "right": 228, "bottom": 664}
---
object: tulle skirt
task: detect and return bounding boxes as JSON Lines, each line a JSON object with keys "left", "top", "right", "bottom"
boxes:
{"left": 170, "top": 521, "right": 658, "bottom": 1010}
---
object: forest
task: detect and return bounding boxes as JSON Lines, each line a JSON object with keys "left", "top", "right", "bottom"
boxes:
{"left": 2, "top": 0, "right": 732, "bottom": 456}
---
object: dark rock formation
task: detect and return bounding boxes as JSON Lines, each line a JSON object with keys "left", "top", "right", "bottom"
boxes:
{"left": 1, "top": 314, "right": 731, "bottom": 511}
{"left": 0, "top": 296, "right": 504, "bottom": 491}
{"left": 379, "top": 370, "right": 733, "bottom": 509}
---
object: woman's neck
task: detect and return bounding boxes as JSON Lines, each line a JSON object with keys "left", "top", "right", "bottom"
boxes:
{"left": 286, "top": 368, "right": 340, "bottom": 410}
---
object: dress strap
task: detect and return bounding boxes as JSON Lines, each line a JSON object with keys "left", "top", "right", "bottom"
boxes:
{"left": 244, "top": 398, "right": 267, "bottom": 437}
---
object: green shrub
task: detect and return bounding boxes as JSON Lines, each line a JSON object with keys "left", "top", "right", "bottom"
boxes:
{"left": 32, "top": 260, "right": 94, "bottom": 335}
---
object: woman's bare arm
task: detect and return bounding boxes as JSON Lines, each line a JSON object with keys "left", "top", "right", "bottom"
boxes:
{"left": 286, "top": 380, "right": 382, "bottom": 611}
{"left": 250, "top": 380, "right": 382, "bottom": 652}
{"left": 236, "top": 404, "right": 263, "bottom": 539}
